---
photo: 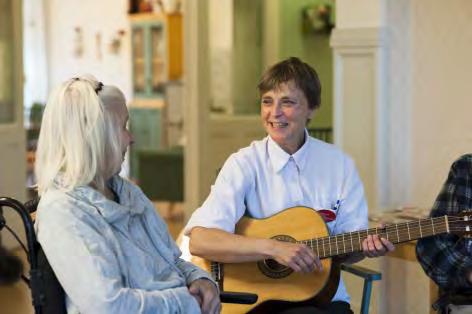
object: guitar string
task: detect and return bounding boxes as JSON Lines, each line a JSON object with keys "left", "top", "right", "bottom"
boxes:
{"left": 302, "top": 220, "right": 446, "bottom": 245}
{"left": 302, "top": 225, "right": 466, "bottom": 246}
{"left": 306, "top": 216, "right": 466, "bottom": 243}
{"left": 296, "top": 216, "right": 469, "bottom": 257}
{"left": 306, "top": 223, "right": 450, "bottom": 246}
{"left": 209, "top": 216, "right": 469, "bottom": 270}
{"left": 304, "top": 226, "right": 467, "bottom": 257}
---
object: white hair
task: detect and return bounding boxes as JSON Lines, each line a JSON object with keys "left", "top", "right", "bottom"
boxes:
{"left": 35, "top": 75, "right": 124, "bottom": 196}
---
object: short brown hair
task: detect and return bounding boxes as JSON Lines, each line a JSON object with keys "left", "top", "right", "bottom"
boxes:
{"left": 257, "top": 57, "right": 321, "bottom": 109}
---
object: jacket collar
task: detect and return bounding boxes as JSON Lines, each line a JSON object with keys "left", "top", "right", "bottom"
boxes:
{"left": 72, "top": 175, "right": 146, "bottom": 223}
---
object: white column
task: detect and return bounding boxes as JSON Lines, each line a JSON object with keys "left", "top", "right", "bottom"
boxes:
{"left": 331, "top": 27, "right": 390, "bottom": 210}
{"left": 183, "top": 0, "right": 211, "bottom": 218}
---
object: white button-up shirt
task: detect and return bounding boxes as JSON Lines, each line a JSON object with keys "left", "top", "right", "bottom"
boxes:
{"left": 184, "top": 132, "right": 368, "bottom": 303}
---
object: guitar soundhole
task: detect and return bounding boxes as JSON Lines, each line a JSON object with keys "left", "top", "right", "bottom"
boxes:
{"left": 265, "top": 259, "right": 287, "bottom": 271}
{"left": 257, "top": 234, "right": 295, "bottom": 279}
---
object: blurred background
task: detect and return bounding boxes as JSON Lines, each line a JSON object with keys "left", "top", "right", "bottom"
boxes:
{"left": 1, "top": 0, "right": 471, "bottom": 313}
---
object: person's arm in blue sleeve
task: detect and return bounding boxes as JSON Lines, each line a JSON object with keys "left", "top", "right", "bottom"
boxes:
{"left": 37, "top": 200, "right": 201, "bottom": 314}
{"left": 143, "top": 198, "right": 220, "bottom": 314}
{"left": 142, "top": 197, "right": 217, "bottom": 286}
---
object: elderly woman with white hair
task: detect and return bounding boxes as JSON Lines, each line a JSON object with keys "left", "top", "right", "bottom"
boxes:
{"left": 34, "top": 76, "right": 220, "bottom": 314}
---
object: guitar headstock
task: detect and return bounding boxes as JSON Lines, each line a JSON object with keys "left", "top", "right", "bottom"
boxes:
{"left": 450, "top": 210, "right": 472, "bottom": 238}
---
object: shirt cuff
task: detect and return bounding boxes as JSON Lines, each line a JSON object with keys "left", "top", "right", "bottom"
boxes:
{"left": 186, "top": 268, "right": 217, "bottom": 288}
{"left": 169, "top": 286, "right": 201, "bottom": 314}
{"left": 190, "top": 277, "right": 220, "bottom": 293}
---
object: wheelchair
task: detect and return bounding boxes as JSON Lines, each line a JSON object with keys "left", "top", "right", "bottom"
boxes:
{"left": 1, "top": 196, "right": 257, "bottom": 314}
{"left": 0, "top": 196, "right": 380, "bottom": 314}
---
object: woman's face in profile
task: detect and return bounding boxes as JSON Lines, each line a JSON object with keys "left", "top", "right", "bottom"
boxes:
{"left": 106, "top": 92, "right": 134, "bottom": 175}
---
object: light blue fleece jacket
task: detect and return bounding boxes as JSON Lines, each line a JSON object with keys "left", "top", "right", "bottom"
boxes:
{"left": 36, "top": 175, "right": 213, "bottom": 314}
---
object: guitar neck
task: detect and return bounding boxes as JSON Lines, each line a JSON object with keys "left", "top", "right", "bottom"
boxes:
{"left": 300, "top": 215, "right": 449, "bottom": 259}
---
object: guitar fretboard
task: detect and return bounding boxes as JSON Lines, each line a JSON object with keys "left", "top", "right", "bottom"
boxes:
{"left": 299, "top": 216, "right": 449, "bottom": 259}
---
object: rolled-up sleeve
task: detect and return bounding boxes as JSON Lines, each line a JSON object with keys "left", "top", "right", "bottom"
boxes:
{"left": 184, "top": 155, "right": 252, "bottom": 235}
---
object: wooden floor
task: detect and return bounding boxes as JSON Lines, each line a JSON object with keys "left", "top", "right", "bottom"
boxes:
{"left": 0, "top": 201, "right": 184, "bottom": 314}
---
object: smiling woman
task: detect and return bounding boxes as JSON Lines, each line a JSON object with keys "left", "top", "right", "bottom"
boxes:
{"left": 260, "top": 81, "right": 314, "bottom": 155}
{"left": 258, "top": 57, "right": 321, "bottom": 154}
{"left": 184, "top": 57, "right": 394, "bottom": 314}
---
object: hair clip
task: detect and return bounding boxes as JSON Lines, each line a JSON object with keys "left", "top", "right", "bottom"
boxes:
{"left": 95, "top": 82, "right": 104, "bottom": 94}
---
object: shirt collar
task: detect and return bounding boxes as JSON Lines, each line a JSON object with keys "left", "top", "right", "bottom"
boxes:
{"left": 267, "top": 129, "right": 310, "bottom": 173}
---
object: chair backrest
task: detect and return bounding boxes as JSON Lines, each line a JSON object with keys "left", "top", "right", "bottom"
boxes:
{"left": 1, "top": 197, "right": 67, "bottom": 314}
{"left": 28, "top": 246, "right": 66, "bottom": 314}
{"left": 307, "top": 127, "right": 333, "bottom": 143}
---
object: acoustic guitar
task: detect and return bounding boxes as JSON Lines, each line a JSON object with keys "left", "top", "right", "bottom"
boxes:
{"left": 187, "top": 206, "right": 472, "bottom": 313}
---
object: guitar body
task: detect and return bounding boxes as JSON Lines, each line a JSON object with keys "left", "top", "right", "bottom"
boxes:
{"left": 190, "top": 207, "right": 340, "bottom": 313}
{"left": 186, "top": 206, "right": 472, "bottom": 313}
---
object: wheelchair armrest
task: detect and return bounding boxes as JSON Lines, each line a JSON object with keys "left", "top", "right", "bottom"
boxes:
{"left": 340, "top": 263, "right": 382, "bottom": 281}
{"left": 433, "top": 291, "right": 472, "bottom": 310}
{"left": 220, "top": 291, "right": 258, "bottom": 304}
{"left": 449, "top": 292, "right": 472, "bottom": 305}
{"left": 24, "top": 197, "right": 40, "bottom": 214}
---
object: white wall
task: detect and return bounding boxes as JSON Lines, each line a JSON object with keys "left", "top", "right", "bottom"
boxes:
{"left": 336, "top": 0, "right": 384, "bottom": 29}
{"left": 336, "top": 0, "right": 472, "bottom": 209}
{"left": 385, "top": 0, "right": 412, "bottom": 209}
{"left": 410, "top": 0, "right": 472, "bottom": 207}
{"left": 23, "top": 0, "right": 48, "bottom": 124}
{"left": 45, "top": 0, "right": 132, "bottom": 100}
{"left": 208, "top": 0, "right": 233, "bottom": 112}
{"left": 42, "top": 0, "right": 132, "bottom": 177}
{"left": 335, "top": 0, "right": 472, "bottom": 313}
